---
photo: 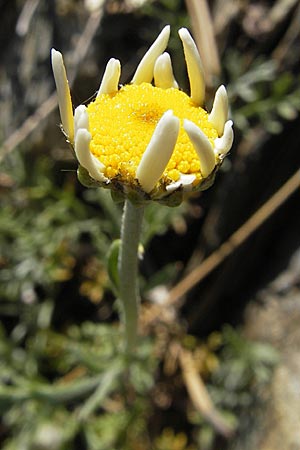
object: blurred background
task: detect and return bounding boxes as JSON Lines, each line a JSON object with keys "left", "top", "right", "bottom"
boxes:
{"left": 1, "top": 0, "right": 300, "bottom": 449}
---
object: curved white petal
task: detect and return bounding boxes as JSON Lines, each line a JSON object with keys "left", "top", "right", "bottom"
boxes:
{"left": 97, "top": 58, "right": 121, "bottom": 96}
{"left": 166, "top": 174, "right": 196, "bottom": 192}
{"left": 73, "top": 103, "right": 106, "bottom": 182}
{"left": 74, "top": 105, "right": 89, "bottom": 137}
{"left": 209, "top": 85, "right": 228, "bottom": 137}
{"left": 51, "top": 49, "right": 74, "bottom": 142}
{"left": 131, "top": 25, "right": 170, "bottom": 85}
{"left": 75, "top": 129, "right": 106, "bottom": 182}
{"left": 214, "top": 120, "right": 234, "bottom": 157}
{"left": 178, "top": 28, "right": 205, "bottom": 106}
{"left": 136, "top": 110, "right": 179, "bottom": 193}
{"left": 154, "top": 52, "right": 178, "bottom": 89}
{"left": 184, "top": 120, "right": 215, "bottom": 177}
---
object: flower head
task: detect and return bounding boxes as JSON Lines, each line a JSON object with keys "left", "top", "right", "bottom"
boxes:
{"left": 51, "top": 26, "right": 233, "bottom": 206}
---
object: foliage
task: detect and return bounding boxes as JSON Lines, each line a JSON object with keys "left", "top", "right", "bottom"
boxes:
{"left": 0, "top": 318, "right": 157, "bottom": 449}
{"left": 227, "top": 54, "right": 300, "bottom": 134}
{"left": 1, "top": 0, "right": 298, "bottom": 448}
{"left": 187, "top": 326, "right": 279, "bottom": 450}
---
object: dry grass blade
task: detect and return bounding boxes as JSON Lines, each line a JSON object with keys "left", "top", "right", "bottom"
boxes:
{"left": 185, "top": 0, "right": 221, "bottom": 86}
{"left": 179, "top": 345, "right": 234, "bottom": 437}
{"left": 272, "top": 2, "right": 300, "bottom": 64}
{"left": 0, "top": 9, "right": 103, "bottom": 164}
{"left": 0, "top": 95, "right": 57, "bottom": 163}
{"left": 16, "top": 0, "right": 40, "bottom": 37}
{"left": 167, "top": 169, "right": 300, "bottom": 305}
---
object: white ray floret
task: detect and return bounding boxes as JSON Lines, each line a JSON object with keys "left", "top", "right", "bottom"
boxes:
{"left": 154, "top": 52, "right": 178, "bottom": 89}
{"left": 74, "top": 105, "right": 89, "bottom": 136}
{"left": 97, "top": 58, "right": 121, "bottom": 96}
{"left": 178, "top": 28, "right": 205, "bottom": 106}
{"left": 75, "top": 129, "right": 107, "bottom": 182}
{"left": 131, "top": 25, "right": 170, "bottom": 85}
{"left": 166, "top": 174, "right": 196, "bottom": 193}
{"left": 209, "top": 85, "right": 228, "bottom": 137}
{"left": 51, "top": 49, "right": 74, "bottom": 142}
{"left": 74, "top": 107, "right": 106, "bottom": 182}
{"left": 184, "top": 120, "right": 215, "bottom": 177}
{"left": 136, "top": 110, "right": 180, "bottom": 193}
{"left": 214, "top": 120, "right": 234, "bottom": 157}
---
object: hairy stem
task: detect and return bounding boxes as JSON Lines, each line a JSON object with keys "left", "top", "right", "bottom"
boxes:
{"left": 118, "top": 199, "right": 144, "bottom": 354}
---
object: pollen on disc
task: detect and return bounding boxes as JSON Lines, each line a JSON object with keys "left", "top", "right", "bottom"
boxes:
{"left": 87, "top": 83, "right": 218, "bottom": 185}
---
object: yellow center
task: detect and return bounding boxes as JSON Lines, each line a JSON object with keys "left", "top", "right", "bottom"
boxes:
{"left": 87, "top": 83, "right": 218, "bottom": 187}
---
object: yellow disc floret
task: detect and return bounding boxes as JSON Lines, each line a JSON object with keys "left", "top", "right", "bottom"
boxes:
{"left": 87, "top": 83, "right": 218, "bottom": 187}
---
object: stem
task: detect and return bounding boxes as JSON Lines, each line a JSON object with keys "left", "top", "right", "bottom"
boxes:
{"left": 118, "top": 199, "right": 144, "bottom": 354}
{"left": 0, "top": 374, "right": 105, "bottom": 404}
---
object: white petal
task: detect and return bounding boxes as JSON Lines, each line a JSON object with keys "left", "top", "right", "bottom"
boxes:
{"left": 178, "top": 28, "right": 205, "bottom": 106}
{"left": 75, "top": 129, "right": 106, "bottom": 182}
{"left": 51, "top": 49, "right": 74, "bottom": 142}
{"left": 166, "top": 174, "right": 196, "bottom": 192}
{"left": 184, "top": 120, "right": 215, "bottom": 177}
{"left": 154, "top": 52, "right": 178, "bottom": 89}
{"left": 74, "top": 105, "right": 89, "bottom": 137}
{"left": 136, "top": 110, "right": 179, "bottom": 193}
{"left": 131, "top": 25, "right": 170, "bottom": 85}
{"left": 97, "top": 58, "right": 121, "bottom": 96}
{"left": 209, "top": 85, "right": 228, "bottom": 137}
{"left": 214, "top": 120, "right": 234, "bottom": 157}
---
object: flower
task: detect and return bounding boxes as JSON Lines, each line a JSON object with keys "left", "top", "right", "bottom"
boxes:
{"left": 51, "top": 26, "right": 233, "bottom": 206}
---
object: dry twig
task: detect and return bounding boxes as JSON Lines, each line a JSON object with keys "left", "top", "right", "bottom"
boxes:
{"left": 179, "top": 345, "right": 234, "bottom": 437}
{"left": 0, "top": 9, "right": 103, "bottom": 163}
{"left": 167, "top": 169, "right": 300, "bottom": 306}
{"left": 185, "top": 0, "right": 221, "bottom": 86}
